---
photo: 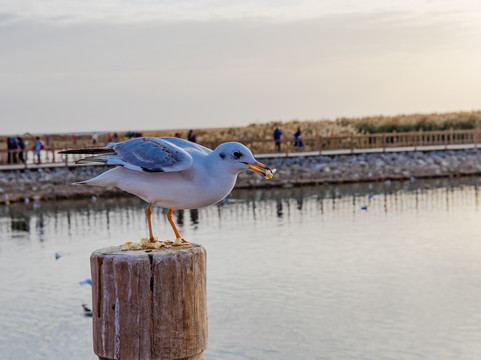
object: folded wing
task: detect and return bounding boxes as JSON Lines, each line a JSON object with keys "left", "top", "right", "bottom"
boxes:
{"left": 60, "top": 137, "right": 194, "bottom": 172}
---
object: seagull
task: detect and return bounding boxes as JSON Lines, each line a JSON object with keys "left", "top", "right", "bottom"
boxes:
{"left": 60, "top": 137, "right": 274, "bottom": 243}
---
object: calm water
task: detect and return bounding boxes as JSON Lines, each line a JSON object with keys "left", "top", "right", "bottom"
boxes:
{"left": 1, "top": 178, "right": 481, "bottom": 359}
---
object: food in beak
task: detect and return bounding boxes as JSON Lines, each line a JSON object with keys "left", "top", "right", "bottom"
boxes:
{"left": 245, "top": 161, "right": 276, "bottom": 179}
{"left": 265, "top": 168, "right": 276, "bottom": 179}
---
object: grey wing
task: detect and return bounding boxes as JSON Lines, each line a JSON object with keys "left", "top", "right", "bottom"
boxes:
{"left": 111, "top": 137, "right": 194, "bottom": 172}
{"left": 160, "top": 137, "right": 212, "bottom": 156}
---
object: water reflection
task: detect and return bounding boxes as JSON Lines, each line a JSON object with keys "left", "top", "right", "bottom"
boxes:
{"left": 176, "top": 208, "right": 184, "bottom": 225}
{"left": 3, "top": 177, "right": 480, "bottom": 233}
{"left": 276, "top": 199, "right": 283, "bottom": 217}
{"left": 11, "top": 217, "right": 29, "bottom": 232}
{"left": 1, "top": 177, "right": 481, "bottom": 360}
{"left": 190, "top": 209, "right": 199, "bottom": 225}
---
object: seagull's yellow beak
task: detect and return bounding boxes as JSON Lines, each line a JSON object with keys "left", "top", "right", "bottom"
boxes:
{"left": 244, "top": 161, "right": 276, "bottom": 179}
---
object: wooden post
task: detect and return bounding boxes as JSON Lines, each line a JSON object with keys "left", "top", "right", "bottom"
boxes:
{"left": 91, "top": 244, "right": 208, "bottom": 360}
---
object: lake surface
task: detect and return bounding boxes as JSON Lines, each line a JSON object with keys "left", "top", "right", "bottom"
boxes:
{"left": 1, "top": 177, "right": 481, "bottom": 359}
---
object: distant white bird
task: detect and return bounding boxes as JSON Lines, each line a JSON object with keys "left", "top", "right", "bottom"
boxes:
{"left": 60, "top": 137, "right": 274, "bottom": 242}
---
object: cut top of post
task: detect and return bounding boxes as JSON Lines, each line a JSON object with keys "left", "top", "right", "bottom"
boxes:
{"left": 91, "top": 243, "right": 208, "bottom": 360}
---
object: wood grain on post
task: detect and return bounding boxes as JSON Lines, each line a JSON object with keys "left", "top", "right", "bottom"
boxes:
{"left": 90, "top": 244, "right": 207, "bottom": 360}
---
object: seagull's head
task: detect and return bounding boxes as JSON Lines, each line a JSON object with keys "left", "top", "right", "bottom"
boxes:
{"left": 214, "top": 142, "right": 275, "bottom": 178}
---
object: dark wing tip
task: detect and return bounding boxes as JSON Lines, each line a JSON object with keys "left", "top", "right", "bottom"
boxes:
{"left": 141, "top": 167, "right": 164, "bottom": 172}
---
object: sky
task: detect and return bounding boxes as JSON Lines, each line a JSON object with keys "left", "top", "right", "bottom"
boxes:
{"left": 1, "top": 0, "right": 481, "bottom": 134}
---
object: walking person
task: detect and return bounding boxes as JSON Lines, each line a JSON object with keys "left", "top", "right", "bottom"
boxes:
{"left": 293, "top": 127, "right": 304, "bottom": 151}
{"left": 273, "top": 127, "right": 283, "bottom": 152}
{"left": 7, "top": 137, "right": 18, "bottom": 164}
{"left": 6, "top": 137, "right": 12, "bottom": 164}
{"left": 187, "top": 130, "right": 196, "bottom": 143}
{"left": 17, "top": 137, "right": 26, "bottom": 164}
{"left": 33, "top": 137, "right": 44, "bottom": 164}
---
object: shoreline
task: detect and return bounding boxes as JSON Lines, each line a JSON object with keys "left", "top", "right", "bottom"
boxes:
{"left": 2, "top": 149, "right": 481, "bottom": 204}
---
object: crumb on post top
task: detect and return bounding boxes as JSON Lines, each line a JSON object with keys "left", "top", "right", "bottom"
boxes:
{"left": 121, "top": 238, "right": 190, "bottom": 251}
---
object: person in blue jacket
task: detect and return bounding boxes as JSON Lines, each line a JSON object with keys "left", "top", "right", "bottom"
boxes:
{"left": 273, "top": 127, "right": 283, "bottom": 152}
{"left": 294, "top": 127, "right": 304, "bottom": 150}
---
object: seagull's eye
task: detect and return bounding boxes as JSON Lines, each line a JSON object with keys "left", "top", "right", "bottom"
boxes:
{"left": 233, "top": 151, "right": 243, "bottom": 159}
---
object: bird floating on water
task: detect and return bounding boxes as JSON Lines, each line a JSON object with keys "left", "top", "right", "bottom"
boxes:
{"left": 60, "top": 137, "right": 275, "bottom": 244}
{"left": 82, "top": 303, "right": 93, "bottom": 317}
{"left": 79, "top": 279, "right": 92, "bottom": 286}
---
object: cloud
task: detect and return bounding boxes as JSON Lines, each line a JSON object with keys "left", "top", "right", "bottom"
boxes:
{"left": 0, "top": 11, "right": 463, "bottom": 75}
{"left": 0, "top": 13, "right": 21, "bottom": 26}
{"left": 1, "top": 7, "right": 481, "bottom": 134}
{"left": 0, "top": 1, "right": 332, "bottom": 24}
{"left": 1, "top": 0, "right": 480, "bottom": 25}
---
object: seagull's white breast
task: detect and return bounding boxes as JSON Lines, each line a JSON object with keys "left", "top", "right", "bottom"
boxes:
{"left": 88, "top": 166, "right": 237, "bottom": 209}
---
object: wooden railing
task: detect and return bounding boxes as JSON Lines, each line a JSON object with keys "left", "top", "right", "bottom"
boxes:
{"left": 200, "top": 128, "right": 481, "bottom": 155}
{"left": 2, "top": 128, "right": 481, "bottom": 166}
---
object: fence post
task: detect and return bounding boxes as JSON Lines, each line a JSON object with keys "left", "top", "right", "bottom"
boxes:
{"left": 314, "top": 135, "right": 320, "bottom": 154}
{"left": 91, "top": 244, "right": 208, "bottom": 360}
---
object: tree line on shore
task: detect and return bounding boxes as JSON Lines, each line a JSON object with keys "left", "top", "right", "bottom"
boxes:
{"left": 338, "top": 110, "right": 481, "bottom": 134}
{"left": 3, "top": 110, "right": 481, "bottom": 147}
{"left": 182, "top": 110, "right": 481, "bottom": 142}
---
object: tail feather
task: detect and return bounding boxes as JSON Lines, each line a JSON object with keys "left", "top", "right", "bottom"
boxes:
{"left": 60, "top": 147, "right": 127, "bottom": 169}
{"left": 75, "top": 155, "right": 111, "bottom": 165}
{"left": 58, "top": 148, "right": 115, "bottom": 155}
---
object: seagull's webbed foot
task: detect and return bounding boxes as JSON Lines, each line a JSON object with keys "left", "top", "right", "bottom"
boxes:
{"left": 173, "top": 238, "right": 184, "bottom": 246}
{"left": 173, "top": 238, "right": 191, "bottom": 248}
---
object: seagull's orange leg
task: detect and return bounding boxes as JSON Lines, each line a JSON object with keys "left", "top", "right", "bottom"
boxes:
{"left": 146, "top": 203, "right": 155, "bottom": 241}
{"left": 167, "top": 208, "right": 187, "bottom": 242}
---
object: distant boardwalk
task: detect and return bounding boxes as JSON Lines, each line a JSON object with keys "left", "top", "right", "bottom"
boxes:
{"left": 1, "top": 128, "right": 481, "bottom": 169}
{"left": 3, "top": 145, "right": 481, "bottom": 204}
{"left": 0, "top": 143, "right": 480, "bottom": 172}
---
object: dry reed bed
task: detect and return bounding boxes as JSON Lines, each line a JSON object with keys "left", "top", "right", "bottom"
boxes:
{"left": 2, "top": 111, "right": 481, "bottom": 149}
